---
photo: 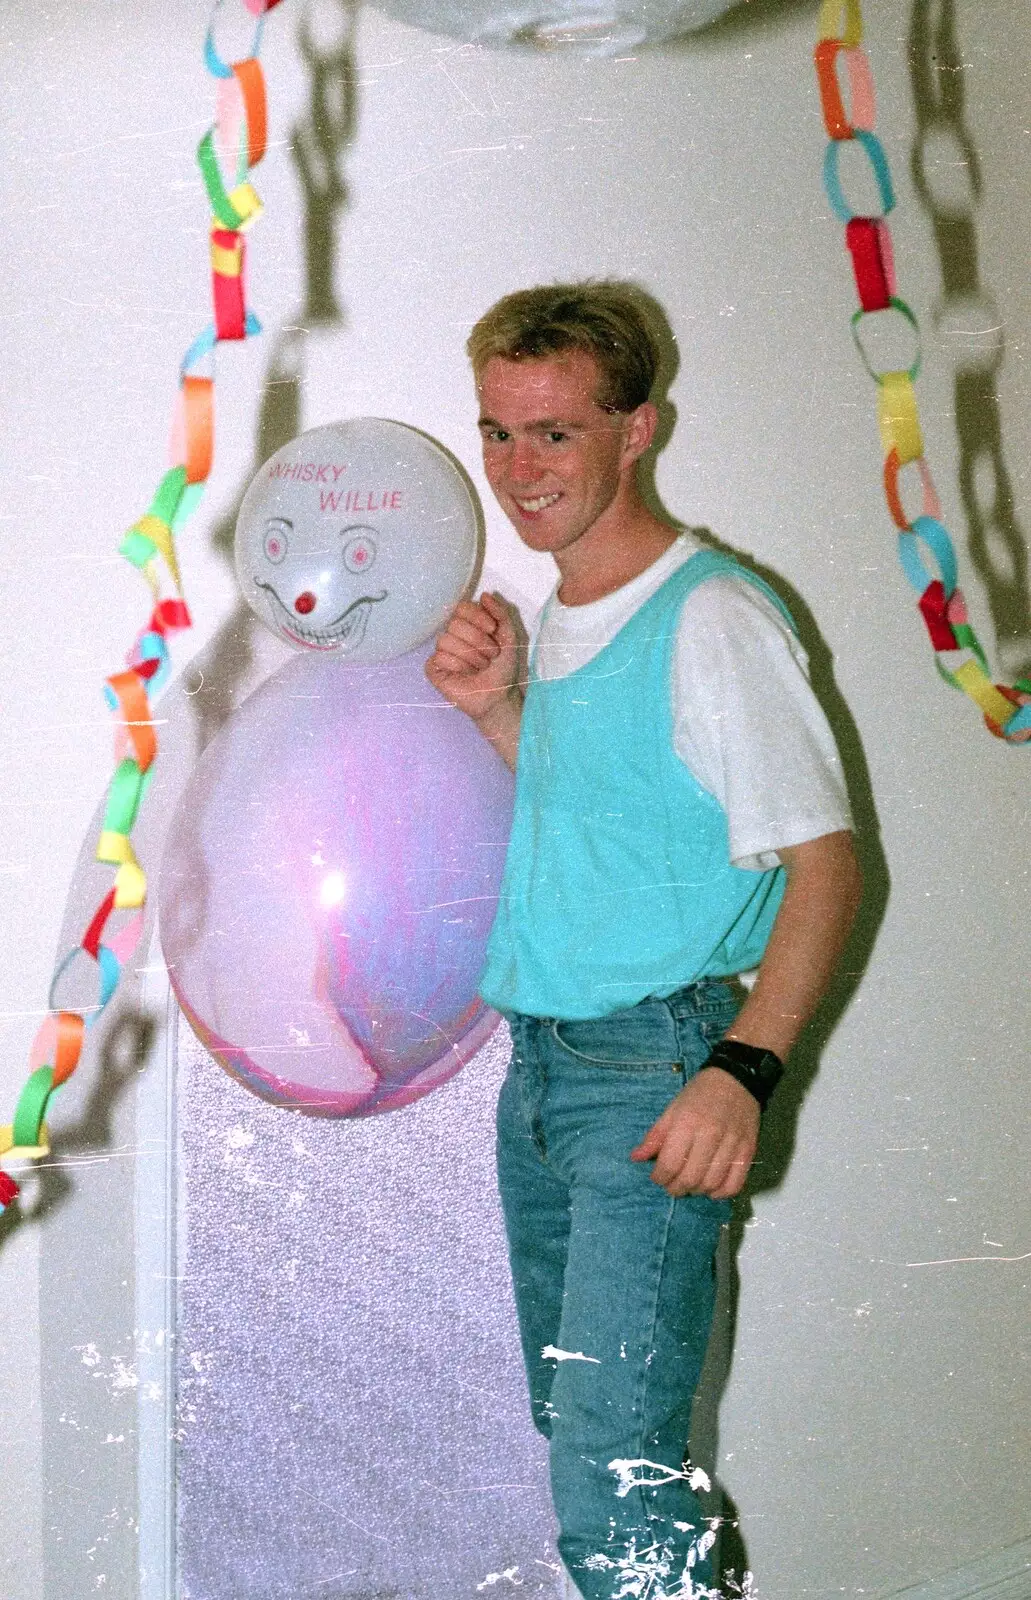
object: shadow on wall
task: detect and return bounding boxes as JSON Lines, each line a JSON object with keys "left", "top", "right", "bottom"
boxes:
{"left": 163, "top": 0, "right": 363, "bottom": 1007}
{"left": 683, "top": 0, "right": 828, "bottom": 46}
{"left": 696, "top": 13, "right": 1031, "bottom": 1576}
{"left": 23, "top": 0, "right": 363, "bottom": 1244}
{"left": 0, "top": 1010, "right": 156, "bottom": 1248}
{"left": 908, "top": 0, "right": 1031, "bottom": 682}
{"left": 707, "top": 553, "right": 888, "bottom": 1584}
{"left": 635, "top": 277, "right": 889, "bottom": 1590}
{"left": 194, "top": 0, "right": 363, "bottom": 756}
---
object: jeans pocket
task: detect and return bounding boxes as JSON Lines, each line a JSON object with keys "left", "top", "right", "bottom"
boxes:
{"left": 549, "top": 1013, "right": 680, "bottom": 1073}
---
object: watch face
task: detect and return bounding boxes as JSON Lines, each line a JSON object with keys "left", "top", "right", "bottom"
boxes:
{"left": 707, "top": 1040, "right": 784, "bottom": 1106}
{"left": 235, "top": 418, "right": 480, "bottom": 662}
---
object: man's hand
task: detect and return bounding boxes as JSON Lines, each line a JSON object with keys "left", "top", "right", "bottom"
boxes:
{"left": 425, "top": 592, "right": 524, "bottom": 769}
{"left": 630, "top": 1068, "right": 760, "bottom": 1200}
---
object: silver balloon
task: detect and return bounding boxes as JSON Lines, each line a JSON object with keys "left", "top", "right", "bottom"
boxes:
{"left": 373, "top": 0, "right": 746, "bottom": 52}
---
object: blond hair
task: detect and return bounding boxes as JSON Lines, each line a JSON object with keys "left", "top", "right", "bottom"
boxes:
{"left": 467, "top": 281, "right": 661, "bottom": 412}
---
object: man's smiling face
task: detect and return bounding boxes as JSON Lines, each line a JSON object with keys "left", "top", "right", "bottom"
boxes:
{"left": 477, "top": 348, "right": 644, "bottom": 560}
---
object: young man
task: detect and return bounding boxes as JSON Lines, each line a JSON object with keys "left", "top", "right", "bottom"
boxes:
{"left": 426, "top": 283, "right": 862, "bottom": 1600}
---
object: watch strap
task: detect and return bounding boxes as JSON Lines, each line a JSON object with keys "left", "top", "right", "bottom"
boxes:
{"left": 702, "top": 1038, "right": 784, "bottom": 1111}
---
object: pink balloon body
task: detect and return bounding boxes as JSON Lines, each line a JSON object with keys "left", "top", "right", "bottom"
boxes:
{"left": 159, "top": 647, "right": 514, "bottom": 1116}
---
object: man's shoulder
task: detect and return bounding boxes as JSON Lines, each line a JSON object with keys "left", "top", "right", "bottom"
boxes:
{"left": 673, "top": 561, "right": 796, "bottom": 642}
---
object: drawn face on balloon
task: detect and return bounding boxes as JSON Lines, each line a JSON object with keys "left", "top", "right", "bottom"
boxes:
{"left": 251, "top": 515, "right": 387, "bottom": 653}
{"left": 235, "top": 418, "right": 480, "bottom": 662}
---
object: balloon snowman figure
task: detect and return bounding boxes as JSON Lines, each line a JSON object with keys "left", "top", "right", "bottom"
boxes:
{"left": 160, "top": 419, "right": 514, "bottom": 1117}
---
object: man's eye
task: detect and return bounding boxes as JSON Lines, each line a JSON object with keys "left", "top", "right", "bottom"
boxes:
{"left": 487, "top": 429, "right": 510, "bottom": 444}
{"left": 546, "top": 430, "right": 568, "bottom": 444}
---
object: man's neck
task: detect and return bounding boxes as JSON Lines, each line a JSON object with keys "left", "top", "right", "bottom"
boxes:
{"left": 555, "top": 507, "right": 679, "bottom": 607}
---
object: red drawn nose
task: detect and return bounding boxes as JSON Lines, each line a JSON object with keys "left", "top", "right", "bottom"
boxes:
{"left": 294, "top": 591, "right": 317, "bottom": 615}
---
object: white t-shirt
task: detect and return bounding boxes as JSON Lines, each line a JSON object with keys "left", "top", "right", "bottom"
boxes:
{"left": 529, "top": 533, "right": 853, "bottom": 872}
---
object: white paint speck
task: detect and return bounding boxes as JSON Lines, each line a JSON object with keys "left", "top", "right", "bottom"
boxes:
{"left": 542, "top": 1344, "right": 600, "bottom": 1364}
{"left": 109, "top": 1357, "right": 139, "bottom": 1394}
{"left": 607, "top": 1457, "right": 711, "bottom": 1500}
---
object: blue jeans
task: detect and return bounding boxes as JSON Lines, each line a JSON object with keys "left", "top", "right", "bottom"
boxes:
{"left": 496, "top": 981, "right": 740, "bottom": 1600}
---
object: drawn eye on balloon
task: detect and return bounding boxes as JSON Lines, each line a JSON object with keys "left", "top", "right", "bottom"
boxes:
{"left": 342, "top": 527, "right": 377, "bottom": 574}
{"left": 263, "top": 517, "right": 291, "bottom": 565}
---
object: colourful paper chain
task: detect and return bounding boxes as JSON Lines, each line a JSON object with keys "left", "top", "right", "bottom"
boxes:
{"left": 0, "top": 0, "right": 286, "bottom": 1216}
{"left": 814, "top": 0, "right": 1031, "bottom": 744}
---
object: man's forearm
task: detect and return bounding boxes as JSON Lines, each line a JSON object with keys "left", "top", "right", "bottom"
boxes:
{"left": 723, "top": 829, "right": 862, "bottom": 1062}
{"left": 472, "top": 687, "right": 524, "bottom": 772}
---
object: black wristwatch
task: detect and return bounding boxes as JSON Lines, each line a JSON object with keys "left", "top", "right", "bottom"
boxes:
{"left": 701, "top": 1038, "right": 784, "bottom": 1111}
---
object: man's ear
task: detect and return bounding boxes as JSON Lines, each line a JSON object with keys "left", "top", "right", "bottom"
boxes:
{"left": 621, "top": 401, "right": 659, "bottom": 467}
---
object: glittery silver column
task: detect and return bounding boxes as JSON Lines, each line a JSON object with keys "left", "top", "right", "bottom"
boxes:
{"left": 175, "top": 1018, "right": 560, "bottom": 1598}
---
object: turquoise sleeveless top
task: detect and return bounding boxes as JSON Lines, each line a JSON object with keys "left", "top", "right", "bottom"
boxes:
{"left": 479, "top": 550, "right": 794, "bottom": 1019}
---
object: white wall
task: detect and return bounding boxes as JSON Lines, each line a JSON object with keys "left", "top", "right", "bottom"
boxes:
{"left": 1, "top": 0, "right": 1028, "bottom": 1595}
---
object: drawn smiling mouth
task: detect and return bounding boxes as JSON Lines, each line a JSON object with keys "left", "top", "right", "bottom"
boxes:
{"left": 255, "top": 582, "right": 389, "bottom": 651}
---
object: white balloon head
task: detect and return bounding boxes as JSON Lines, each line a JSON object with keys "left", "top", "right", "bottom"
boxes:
{"left": 373, "top": 0, "right": 744, "bottom": 53}
{"left": 235, "top": 418, "right": 480, "bottom": 662}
